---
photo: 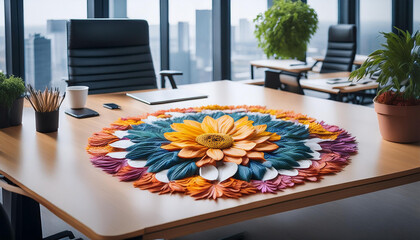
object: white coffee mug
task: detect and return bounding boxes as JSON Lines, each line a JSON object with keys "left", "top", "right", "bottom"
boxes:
{"left": 66, "top": 86, "right": 89, "bottom": 109}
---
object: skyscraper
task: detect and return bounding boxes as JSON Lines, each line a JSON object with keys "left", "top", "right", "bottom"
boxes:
{"left": 239, "top": 18, "right": 252, "bottom": 43}
{"left": 25, "top": 34, "right": 52, "bottom": 90}
{"left": 47, "top": 19, "right": 67, "bottom": 89}
{"left": 110, "top": 0, "right": 127, "bottom": 18}
{"left": 195, "top": 10, "right": 212, "bottom": 69}
{"left": 170, "top": 22, "right": 191, "bottom": 85}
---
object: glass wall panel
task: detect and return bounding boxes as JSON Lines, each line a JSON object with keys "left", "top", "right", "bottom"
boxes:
{"left": 169, "top": 0, "right": 212, "bottom": 84}
{"left": 24, "top": 0, "right": 87, "bottom": 90}
{"left": 358, "top": 0, "right": 392, "bottom": 55}
{"left": 119, "top": 0, "right": 161, "bottom": 86}
{"left": 0, "top": 0, "right": 5, "bottom": 73}
{"left": 414, "top": 0, "right": 420, "bottom": 33}
{"left": 230, "top": 0, "right": 267, "bottom": 81}
{"left": 306, "top": 0, "right": 338, "bottom": 58}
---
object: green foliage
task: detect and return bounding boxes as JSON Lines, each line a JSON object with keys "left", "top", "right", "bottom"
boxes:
{"left": 254, "top": 0, "right": 318, "bottom": 60}
{"left": 0, "top": 73, "right": 25, "bottom": 108}
{"left": 350, "top": 28, "right": 420, "bottom": 100}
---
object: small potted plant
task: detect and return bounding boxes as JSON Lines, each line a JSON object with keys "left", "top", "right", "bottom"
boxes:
{"left": 254, "top": 0, "right": 318, "bottom": 61}
{"left": 0, "top": 73, "right": 25, "bottom": 128}
{"left": 350, "top": 29, "right": 420, "bottom": 143}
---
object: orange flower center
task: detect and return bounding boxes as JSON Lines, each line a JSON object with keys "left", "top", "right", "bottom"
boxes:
{"left": 196, "top": 133, "right": 233, "bottom": 149}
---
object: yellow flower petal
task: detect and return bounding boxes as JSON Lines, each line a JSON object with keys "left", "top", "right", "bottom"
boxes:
{"left": 161, "top": 143, "right": 181, "bottom": 151}
{"left": 223, "top": 156, "right": 242, "bottom": 164}
{"left": 223, "top": 147, "right": 247, "bottom": 157}
{"left": 216, "top": 115, "right": 234, "bottom": 134}
{"left": 233, "top": 140, "right": 257, "bottom": 151}
{"left": 251, "top": 135, "right": 271, "bottom": 144}
{"left": 171, "top": 141, "right": 203, "bottom": 148}
{"left": 201, "top": 116, "right": 218, "bottom": 133}
{"left": 206, "top": 148, "right": 224, "bottom": 160}
{"left": 171, "top": 122, "right": 204, "bottom": 136}
{"left": 184, "top": 119, "right": 202, "bottom": 129}
{"left": 253, "top": 142, "right": 279, "bottom": 151}
{"left": 164, "top": 132, "right": 196, "bottom": 142}
{"left": 247, "top": 151, "right": 265, "bottom": 161}
{"left": 241, "top": 156, "right": 249, "bottom": 166}
{"left": 178, "top": 146, "right": 207, "bottom": 159}
{"left": 234, "top": 116, "right": 253, "bottom": 129}
{"left": 232, "top": 125, "right": 255, "bottom": 141}
{"left": 269, "top": 133, "right": 281, "bottom": 141}
{"left": 254, "top": 124, "right": 267, "bottom": 134}
{"left": 196, "top": 156, "right": 216, "bottom": 167}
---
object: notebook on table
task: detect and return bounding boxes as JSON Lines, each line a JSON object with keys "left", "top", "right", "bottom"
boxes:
{"left": 126, "top": 88, "right": 208, "bottom": 105}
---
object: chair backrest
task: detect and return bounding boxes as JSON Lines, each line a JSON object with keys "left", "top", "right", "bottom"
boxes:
{"left": 320, "top": 24, "right": 357, "bottom": 73}
{"left": 264, "top": 69, "right": 304, "bottom": 95}
{"left": 0, "top": 203, "right": 13, "bottom": 240}
{"left": 67, "top": 19, "right": 157, "bottom": 94}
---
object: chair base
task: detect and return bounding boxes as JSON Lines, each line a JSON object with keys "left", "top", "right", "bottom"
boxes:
{"left": 2, "top": 178, "right": 80, "bottom": 240}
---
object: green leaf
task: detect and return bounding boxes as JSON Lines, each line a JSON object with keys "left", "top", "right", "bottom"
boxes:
{"left": 349, "top": 27, "right": 420, "bottom": 100}
{"left": 254, "top": 0, "right": 318, "bottom": 60}
{"left": 0, "top": 73, "right": 25, "bottom": 108}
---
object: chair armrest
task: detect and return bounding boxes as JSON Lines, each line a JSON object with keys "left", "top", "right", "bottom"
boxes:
{"left": 159, "top": 70, "right": 183, "bottom": 89}
{"left": 159, "top": 70, "right": 183, "bottom": 76}
{"left": 0, "top": 175, "right": 32, "bottom": 198}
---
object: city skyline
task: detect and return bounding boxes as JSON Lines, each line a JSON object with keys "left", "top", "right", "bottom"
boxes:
{"left": 0, "top": 0, "right": 414, "bottom": 88}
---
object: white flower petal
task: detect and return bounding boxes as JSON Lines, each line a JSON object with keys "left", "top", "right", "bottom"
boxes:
{"left": 278, "top": 169, "right": 299, "bottom": 176}
{"left": 109, "top": 140, "right": 135, "bottom": 149}
{"left": 127, "top": 160, "right": 147, "bottom": 168}
{"left": 113, "top": 130, "right": 129, "bottom": 139}
{"left": 165, "top": 112, "right": 184, "bottom": 118}
{"left": 106, "top": 151, "right": 128, "bottom": 159}
{"left": 199, "top": 165, "right": 219, "bottom": 181}
{"left": 295, "top": 160, "right": 312, "bottom": 169}
{"left": 310, "top": 151, "right": 321, "bottom": 160}
{"left": 306, "top": 138, "right": 325, "bottom": 144}
{"left": 155, "top": 169, "right": 170, "bottom": 183}
{"left": 142, "top": 116, "right": 158, "bottom": 124}
{"left": 304, "top": 141, "right": 322, "bottom": 151}
{"left": 262, "top": 167, "right": 279, "bottom": 181}
{"left": 217, "top": 162, "right": 238, "bottom": 182}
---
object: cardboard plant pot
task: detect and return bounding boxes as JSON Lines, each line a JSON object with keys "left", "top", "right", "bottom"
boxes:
{"left": 374, "top": 100, "right": 420, "bottom": 143}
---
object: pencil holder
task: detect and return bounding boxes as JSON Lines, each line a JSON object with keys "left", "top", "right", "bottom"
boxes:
{"left": 35, "top": 110, "right": 59, "bottom": 133}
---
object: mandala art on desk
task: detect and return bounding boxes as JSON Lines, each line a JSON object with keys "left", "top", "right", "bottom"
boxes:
{"left": 86, "top": 105, "right": 357, "bottom": 200}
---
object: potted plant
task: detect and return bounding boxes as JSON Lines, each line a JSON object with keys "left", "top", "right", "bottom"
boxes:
{"left": 254, "top": 0, "right": 318, "bottom": 61}
{"left": 0, "top": 73, "right": 25, "bottom": 128}
{"left": 350, "top": 29, "right": 420, "bottom": 143}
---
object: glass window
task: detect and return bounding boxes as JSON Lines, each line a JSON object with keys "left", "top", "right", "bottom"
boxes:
{"left": 115, "top": 0, "right": 161, "bottom": 86}
{"left": 0, "top": 0, "right": 5, "bottom": 73}
{"left": 414, "top": 0, "right": 420, "bottom": 33}
{"left": 306, "top": 0, "right": 338, "bottom": 58}
{"left": 169, "top": 0, "right": 212, "bottom": 84}
{"left": 24, "top": 0, "right": 87, "bottom": 91}
{"left": 358, "top": 0, "right": 392, "bottom": 55}
{"left": 231, "top": 0, "right": 267, "bottom": 81}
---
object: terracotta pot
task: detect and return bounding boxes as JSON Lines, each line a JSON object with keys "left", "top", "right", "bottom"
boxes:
{"left": 374, "top": 100, "right": 420, "bottom": 143}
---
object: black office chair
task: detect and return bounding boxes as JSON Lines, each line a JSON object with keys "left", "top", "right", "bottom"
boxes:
{"left": 1, "top": 175, "right": 79, "bottom": 240}
{"left": 66, "top": 19, "right": 181, "bottom": 94}
{"left": 320, "top": 24, "right": 357, "bottom": 73}
{"left": 264, "top": 69, "right": 304, "bottom": 95}
{"left": 0, "top": 203, "right": 13, "bottom": 240}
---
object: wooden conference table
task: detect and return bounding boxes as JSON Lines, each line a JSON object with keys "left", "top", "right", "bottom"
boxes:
{"left": 243, "top": 72, "right": 378, "bottom": 96}
{"left": 1, "top": 81, "right": 420, "bottom": 240}
{"left": 250, "top": 59, "right": 312, "bottom": 79}
{"left": 313, "top": 54, "right": 369, "bottom": 66}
